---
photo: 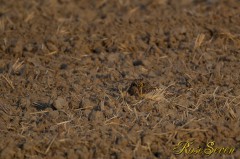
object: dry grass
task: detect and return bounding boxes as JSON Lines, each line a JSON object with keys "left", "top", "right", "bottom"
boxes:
{"left": 0, "top": 18, "right": 5, "bottom": 32}
{"left": 157, "top": 0, "right": 167, "bottom": 5}
{"left": 194, "top": 33, "right": 205, "bottom": 50}
{"left": 46, "top": 50, "right": 58, "bottom": 56}
{"left": 118, "top": 0, "right": 130, "bottom": 6}
{"left": 24, "top": 12, "right": 35, "bottom": 22}
{"left": 29, "top": 110, "right": 50, "bottom": 115}
{"left": 224, "top": 95, "right": 240, "bottom": 120}
{"left": 142, "top": 83, "right": 174, "bottom": 102}
{"left": 10, "top": 58, "right": 24, "bottom": 75}
{"left": 219, "top": 29, "right": 237, "bottom": 42}
{"left": 143, "top": 88, "right": 166, "bottom": 102}
{"left": 45, "top": 134, "right": 58, "bottom": 154}
{"left": 56, "top": 25, "right": 70, "bottom": 35}
{"left": 0, "top": 100, "right": 11, "bottom": 115}
{"left": 1, "top": 74, "right": 15, "bottom": 89}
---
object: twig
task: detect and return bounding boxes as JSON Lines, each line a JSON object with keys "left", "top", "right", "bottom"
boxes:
{"left": 177, "top": 128, "right": 207, "bottom": 132}
{"left": 56, "top": 120, "right": 72, "bottom": 126}
{"left": 104, "top": 115, "right": 118, "bottom": 124}
{"left": 74, "top": 106, "right": 93, "bottom": 111}
{"left": 45, "top": 134, "right": 58, "bottom": 154}
{"left": 1, "top": 75, "right": 14, "bottom": 89}
{"left": 29, "top": 110, "right": 49, "bottom": 115}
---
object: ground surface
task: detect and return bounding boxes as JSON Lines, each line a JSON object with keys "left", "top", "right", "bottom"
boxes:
{"left": 0, "top": 0, "right": 240, "bottom": 158}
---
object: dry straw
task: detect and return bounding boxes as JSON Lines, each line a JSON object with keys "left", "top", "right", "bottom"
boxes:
{"left": 143, "top": 87, "right": 166, "bottom": 102}
{"left": 194, "top": 33, "right": 205, "bottom": 50}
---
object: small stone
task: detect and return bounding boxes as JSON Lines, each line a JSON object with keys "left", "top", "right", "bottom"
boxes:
{"left": 53, "top": 97, "right": 68, "bottom": 110}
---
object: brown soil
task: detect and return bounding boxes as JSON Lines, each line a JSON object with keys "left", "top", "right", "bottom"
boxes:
{"left": 0, "top": 0, "right": 240, "bottom": 158}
